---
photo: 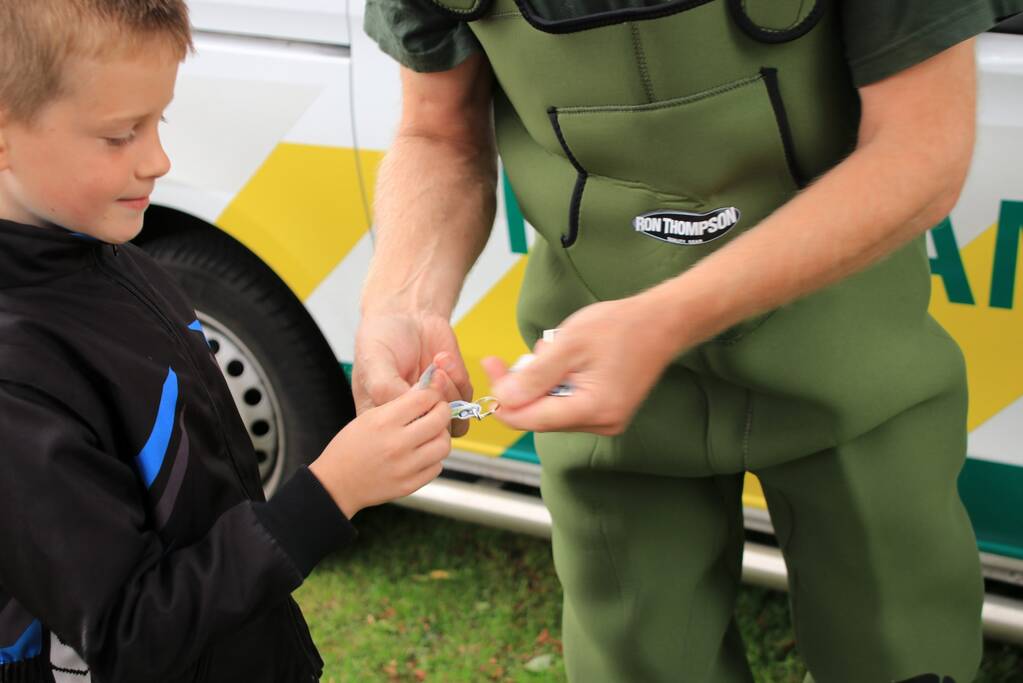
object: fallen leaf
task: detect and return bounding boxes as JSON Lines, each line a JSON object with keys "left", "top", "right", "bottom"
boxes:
{"left": 429, "top": 570, "right": 451, "bottom": 580}
{"left": 524, "top": 654, "right": 555, "bottom": 673}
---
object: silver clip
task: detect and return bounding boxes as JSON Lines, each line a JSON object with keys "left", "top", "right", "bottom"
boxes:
{"left": 449, "top": 396, "right": 500, "bottom": 421}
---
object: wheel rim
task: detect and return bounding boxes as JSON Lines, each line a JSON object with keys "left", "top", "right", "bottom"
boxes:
{"left": 197, "top": 311, "right": 285, "bottom": 495}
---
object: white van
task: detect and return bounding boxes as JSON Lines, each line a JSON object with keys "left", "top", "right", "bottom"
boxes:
{"left": 149, "top": 0, "right": 1023, "bottom": 642}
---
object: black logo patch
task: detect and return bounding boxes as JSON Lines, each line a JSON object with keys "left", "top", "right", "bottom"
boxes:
{"left": 633, "top": 207, "right": 741, "bottom": 246}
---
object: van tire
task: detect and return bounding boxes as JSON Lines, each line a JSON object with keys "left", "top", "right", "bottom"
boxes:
{"left": 139, "top": 228, "right": 356, "bottom": 498}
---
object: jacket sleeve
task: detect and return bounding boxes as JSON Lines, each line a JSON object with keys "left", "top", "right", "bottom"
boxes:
{"left": 0, "top": 381, "right": 355, "bottom": 682}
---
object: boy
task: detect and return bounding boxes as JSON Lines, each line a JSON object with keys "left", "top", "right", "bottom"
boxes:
{"left": 0, "top": 2, "right": 454, "bottom": 681}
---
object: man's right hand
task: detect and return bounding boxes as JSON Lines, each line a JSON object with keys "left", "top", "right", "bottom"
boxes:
{"left": 353, "top": 53, "right": 495, "bottom": 438}
{"left": 353, "top": 311, "right": 474, "bottom": 436}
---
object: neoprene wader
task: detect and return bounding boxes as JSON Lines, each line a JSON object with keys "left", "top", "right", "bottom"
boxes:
{"left": 428, "top": 1, "right": 985, "bottom": 680}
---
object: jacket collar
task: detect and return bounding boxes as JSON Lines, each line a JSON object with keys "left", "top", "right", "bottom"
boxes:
{"left": 0, "top": 219, "right": 104, "bottom": 289}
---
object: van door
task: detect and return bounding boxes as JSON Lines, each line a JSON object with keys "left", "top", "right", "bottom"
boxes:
{"left": 188, "top": 0, "right": 349, "bottom": 46}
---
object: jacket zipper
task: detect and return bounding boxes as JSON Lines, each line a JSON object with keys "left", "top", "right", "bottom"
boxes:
{"left": 96, "top": 248, "right": 320, "bottom": 672}
{"left": 95, "top": 247, "right": 320, "bottom": 672}
{"left": 92, "top": 247, "right": 258, "bottom": 499}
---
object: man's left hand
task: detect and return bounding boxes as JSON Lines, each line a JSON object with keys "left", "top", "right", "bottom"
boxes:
{"left": 481, "top": 294, "right": 682, "bottom": 436}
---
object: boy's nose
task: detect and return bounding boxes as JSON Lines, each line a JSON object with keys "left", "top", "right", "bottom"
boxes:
{"left": 140, "top": 134, "right": 172, "bottom": 180}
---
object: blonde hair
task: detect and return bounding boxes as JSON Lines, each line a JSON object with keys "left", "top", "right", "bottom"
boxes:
{"left": 0, "top": 0, "right": 193, "bottom": 122}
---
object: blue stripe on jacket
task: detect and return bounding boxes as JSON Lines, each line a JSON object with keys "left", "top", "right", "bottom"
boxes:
{"left": 136, "top": 368, "right": 178, "bottom": 488}
{"left": 0, "top": 620, "right": 42, "bottom": 664}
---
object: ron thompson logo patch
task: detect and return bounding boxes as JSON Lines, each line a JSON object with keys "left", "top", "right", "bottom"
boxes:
{"left": 633, "top": 207, "right": 741, "bottom": 245}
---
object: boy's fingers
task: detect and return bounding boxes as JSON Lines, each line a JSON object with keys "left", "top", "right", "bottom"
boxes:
{"left": 414, "top": 429, "right": 452, "bottom": 469}
{"left": 405, "top": 400, "right": 451, "bottom": 446}
{"left": 381, "top": 369, "right": 448, "bottom": 424}
{"left": 407, "top": 460, "right": 445, "bottom": 496}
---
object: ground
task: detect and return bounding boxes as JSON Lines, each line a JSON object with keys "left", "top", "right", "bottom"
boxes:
{"left": 296, "top": 504, "right": 1023, "bottom": 682}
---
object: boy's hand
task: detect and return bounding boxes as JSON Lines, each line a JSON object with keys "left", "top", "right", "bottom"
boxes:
{"left": 309, "top": 371, "right": 452, "bottom": 518}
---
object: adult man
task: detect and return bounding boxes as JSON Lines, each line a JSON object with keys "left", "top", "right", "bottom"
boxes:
{"left": 354, "top": 1, "right": 1022, "bottom": 680}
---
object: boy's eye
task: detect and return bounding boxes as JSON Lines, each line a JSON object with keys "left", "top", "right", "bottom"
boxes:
{"left": 104, "top": 133, "right": 135, "bottom": 148}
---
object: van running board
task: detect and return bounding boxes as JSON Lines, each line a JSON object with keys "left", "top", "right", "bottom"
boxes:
{"left": 398, "top": 477, "right": 1023, "bottom": 645}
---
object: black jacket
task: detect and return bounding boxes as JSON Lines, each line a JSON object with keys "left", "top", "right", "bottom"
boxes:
{"left": 0, "top": 219, "right": 355, "bottom": 682}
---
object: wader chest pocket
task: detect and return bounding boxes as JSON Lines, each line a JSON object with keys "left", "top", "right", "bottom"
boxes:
{"left": 547, "top": 70, "right": 801, "bottom": 302}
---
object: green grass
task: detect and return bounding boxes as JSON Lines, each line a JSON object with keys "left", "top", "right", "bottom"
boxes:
{"left": 296, "top": 505, "right": 1023, "bottom": 682}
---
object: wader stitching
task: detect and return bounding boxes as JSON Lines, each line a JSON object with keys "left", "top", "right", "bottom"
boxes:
{"left": 557, "top": 73, "right": 763, "bottom": 115}
{"left": 728, "top": 0, "right": 825, "bottom": 44}
{"left": 479, "top": 10, "right": 522, "bottom": 20}
{"left": 428, "top": 0, "right": 493, "bottom": 20}
{"left": 598, "top": 518, "right": 630, "bottom": 646}
{"left": 764, "top": 486, "right": 801, "bottom": 635}
{"left": 582, "top": 433, "right": 629, "bottom": 642}
{"left": 693, "top": 369, "right": 717, "bottom": 475}
{"left": 629, "top": 23, "right": 657, "bottom": 103}
{"left": 741, "top": 390, "right": 754, "bottom": 469}
{"left": 529, "top": 138, "right": 711, "bottom": 209}
{"left": 739, "top": 0, "right": 809, "bottom": 32}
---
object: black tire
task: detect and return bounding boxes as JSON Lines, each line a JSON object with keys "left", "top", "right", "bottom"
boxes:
{"left": 140, "top": 228, "right": 356, "bottom": 497}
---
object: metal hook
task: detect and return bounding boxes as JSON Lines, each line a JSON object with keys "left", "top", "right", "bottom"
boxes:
{"left": 476, "top": 396, "right": 500, "bottom": 419}
{"left": 449, "top": 397, "right": 501, "bottom": 421}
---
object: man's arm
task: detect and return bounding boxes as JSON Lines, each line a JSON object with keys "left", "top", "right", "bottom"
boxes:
{"left": 487, "top": 40, "right": 977, "bottom": 435}
{"left": 649, "top": 39, "right": 976, "bottom": 345}
{"left": 354, "top": 53, "right": 497, "bottom": 420}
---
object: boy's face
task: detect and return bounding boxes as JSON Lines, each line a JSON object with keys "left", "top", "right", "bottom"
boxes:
{"left": 0, "top": 46, "right": 179, "bottom": 243}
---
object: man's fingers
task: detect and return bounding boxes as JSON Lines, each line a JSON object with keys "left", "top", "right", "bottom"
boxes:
{"left": 434, "top": 351, "right": 474, "bottom": 402}
{"left": 357, "top": 353, "right": 412, "bottom": 406}
{"left": 491, "top": 345, "right": 574, "bottom": 408}
{"left": 489, "top": 394, "right": 594, "bottom": 433}
{"left": 450, "top": 418, "right": 470, "bottom": 439}
{"left": 480, "top": 355, "right": 509, "bottom": 384}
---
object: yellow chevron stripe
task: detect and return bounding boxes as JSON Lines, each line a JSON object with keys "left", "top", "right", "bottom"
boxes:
{"left": 452, "top": 257, "right": 532, "bottom": 457}
{"left": 217, "top": 144, "right": 369, "bottom": 300}
{"left": 930, "top": 223, "right": 1023, "bottom": 431}
{"left": 742, "top": 474, "right": 766, "bottom": 510}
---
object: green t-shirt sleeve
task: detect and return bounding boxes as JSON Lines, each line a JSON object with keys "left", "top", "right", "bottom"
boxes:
{"left": 844, "top": 0, "right": 1023, "bottom": 86}
{"left": 364, "top": 0, "right": 481, "bottom": 72}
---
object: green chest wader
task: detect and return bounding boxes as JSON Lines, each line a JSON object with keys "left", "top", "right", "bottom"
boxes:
{"left": 430, "top": 1, "right": 984, "bottom": 680}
